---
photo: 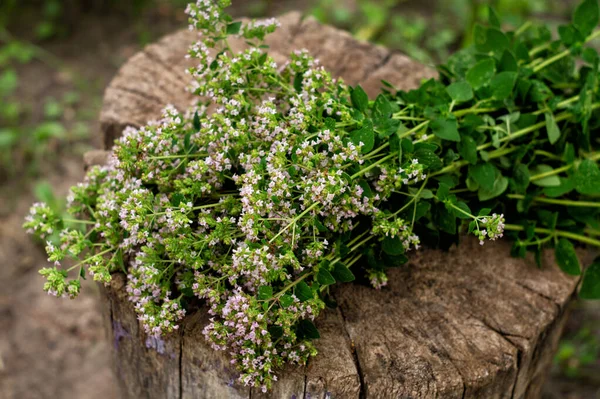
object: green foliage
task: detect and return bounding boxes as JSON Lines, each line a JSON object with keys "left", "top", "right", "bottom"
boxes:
{"left": 555, "top": 325, "right": 600, "bottom": 377}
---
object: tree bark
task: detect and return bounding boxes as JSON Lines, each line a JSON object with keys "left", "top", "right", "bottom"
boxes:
{"left": 95, "top": 12, "right": 582, "bottom": 399}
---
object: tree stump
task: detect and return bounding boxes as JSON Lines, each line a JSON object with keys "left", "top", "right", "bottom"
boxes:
{"left": 95, "top": 13, "right": 583, "bottom": 399}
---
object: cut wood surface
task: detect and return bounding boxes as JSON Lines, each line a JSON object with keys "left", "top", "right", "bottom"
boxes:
{"left": 96, "top": 12, "right": 582, "bottom": 399}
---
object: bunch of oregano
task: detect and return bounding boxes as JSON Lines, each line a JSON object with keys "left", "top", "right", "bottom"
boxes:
{"left": 24, "top": 0, "right": 600, "bottom": 391}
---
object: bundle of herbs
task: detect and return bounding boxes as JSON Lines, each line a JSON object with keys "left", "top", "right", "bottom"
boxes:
{"left": 24, "top": 0, "right": 600, "bottom": 391}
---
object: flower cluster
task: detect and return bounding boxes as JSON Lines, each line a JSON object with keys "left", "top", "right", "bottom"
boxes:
{"left": 475, "top": 213, "right": 506, "bottom": 245}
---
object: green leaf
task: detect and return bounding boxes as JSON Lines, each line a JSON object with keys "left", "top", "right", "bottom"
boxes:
{"left": 382, "top": 236, "right": 404, "bottom": 256}
{"left": 401, "top": 138, "right": 414, "bottom": 153}
{"left": 317, "top": 268, "right": 336, "bottom": 286}
{"left": 414, "top": 148, "right": 442, "bottom": 170}
{"left": 575, "top": 159, "right": 600, "bottom": 194}
{"left": 452, "top": 201, "right": 472, "bottom": 219}
{"left": 295, "top": 281, "right": 313, "bottom": 302}
{"left": 466, "top": 58, "right": 496, "bottom": 90}
{"left": 0, "top": 69, "right": 18, "bottom": 96}
{"left": 580, "top": 259, "right": 600, "bottom": 299}
{"left": 468, "top": 163, "right": 496, "bottom": 191}
{"left": 279, "top": 294, "right": 294, "bottom": 308}
{"left": 350, "top": 120, "right": 374, "bottom": 153}
{"left": 375, "top": 118, "right": 401, "bottom": 139}
{"left": 573, "top": 0, "right": 599, "bottom": 37}
{"left": 0, "top": 128, "right": 18, "bottom": 148}
{"left": 491, "top": 72, "right": 517, "bottom": 100}
{"left": 33, "top": 122, "right": 66, "bottom": 141}
{"left": 512, "top": 164, "right": 530, "bottom": 193}
{"left": 458, "top": 136, "right": 477, "bottom": 165}
{"left": 499, "top": 50, "right": 518, "bottom": 72}
{"left": 530, "top": 164, "right": 561, "bottom": 187}
{"left": 543, "top": 178, "right": 576, "bottom": 197}
{"left": 193, "top": 111, "right": 201, "bottom": 131}
{"left": 478, "top": 175, "right": 508, "bottom": 201}
{"left": 436, "top": 205, "right": 456, "bottom": 234}
{"left": 258, "top": 285, "right": 273, "bottom": 300}
{"left": 555, "top": 239, "right": 581, "bottom": 276}
{"left": 431, "top": 117, "right": 461, "bottom": 142}
{"left": 351, "top": 85, "right": 369, "bottom": 113}
{"left": 297, "top": 319, "right": 320, "bottom": 339}
{"left": 488, "top": 7, "right": 501, "bottom": 28}
{"left": 545, "top": 113, "right": 561, "bottom": 144}
{"left": 446, "top": 81, "right": 473, "bottom": 103}
{"left": 268, "top": 325, "right": 284, "bottom": 339}
{"left": 331, "top": 263, "right": 355, "bottom": 282}
{"left": 486, "top": 28, "right": 510, "bottom": 54}
{"left": 373, "top": 94, "right": 392, "bottom": 118}
{"left": 226, "top": 21, "right": 242, "bottom": 35}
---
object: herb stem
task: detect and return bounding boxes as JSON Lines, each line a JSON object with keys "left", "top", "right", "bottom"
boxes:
{"left": 504, "top": 224, "right": 600, "bottom": 247}
{"left": 507, "top": 194, "right": 600, "bottom": 208}
{"left": 63, "top": 218, "right": 95, "bottom": 225}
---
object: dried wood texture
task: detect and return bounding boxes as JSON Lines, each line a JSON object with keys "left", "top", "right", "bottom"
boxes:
{"left": 97, "top": 12, "right": 580, "bottom": 399}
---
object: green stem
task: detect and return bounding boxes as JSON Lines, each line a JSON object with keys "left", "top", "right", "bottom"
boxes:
{"left": 269, "top": 203, "right": 319, "bottom": 243}
{"left": 504, "top": 224, "right": 600, "bottom": 247}
{"left": 392, "top": 178, "right": 429, "bottom": 216}
{"left": 530, "top": 30, "right": 600, "bottom": 73}
{"left": 148, "top": 154, "right": 207, "bottom": 160}
{"left": 507, "top": 194, "right": 600, "bottom": 208}
{"left": 67, "top": 247, "right": 115, "bottom": 271}
{"left": 431, "top": 146, "right": 519, "bottom": 177}
{"left": 398, "top": 121, "right": 429, "bottom": 139}
{"left": 351, "top": 153, "right": 394, "bottom": 179}
{"left": 63, "top": 218, "right": 95, "bottom": 225}
{"left": 529, "top": 152, "right": 600, "bottom": 182}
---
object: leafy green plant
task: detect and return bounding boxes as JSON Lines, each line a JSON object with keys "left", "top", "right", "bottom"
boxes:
{"left": 555, "top": 325, "right": 600, "bottom": 378}
{"left": 23, "top": 0, "right": 600, "bottom": 392}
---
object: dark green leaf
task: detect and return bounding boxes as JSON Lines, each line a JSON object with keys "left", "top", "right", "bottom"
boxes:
{"left": 331, "top": 263, "right": 355, "bottom": 282}
{"left": 575, "top": 159, "right": 600, "bottom": 194}
{"left": 466, "top": 58, "right": 496, "bottom": 90}
{"left": 317, "top": 268, "right": 336, "bottom": 286}
{"left": 543, "top": 178, "right": 576, "bottom": 197}
{"left": 258, "top": 285, "right": 273, "bottom": 300}
{"left": 545, "top": 113, "right": 561, "bottom": 144}
{"left": 468, "top": 163, "right": 496, "bottom": 191}
{"left": 431, "top": 117, "right": 461, "bottom": 142}
{"left": 458, "top": 135, "right": 477, "bottom": 164}
{"left": 280, "top": 294, "right": 294, "bottom": 308}
{"left": 499, "top": 50, "right": 518, "bottom": 72}
{"left": 452, "top": 201, "right": 472, "bottom": 219}
{"left": 573, "top": 0, "right": 599, "bottom": 37}
{"left": 414, "top": 148, "right": 443, "bottom": 170}
{"left": 580, "top": 258, "right": 600, "bottom": 299}
{"left": 446, "top": 81, "right": 473, "bottom": 103}
{"left": 351, "top": 85, "right": 369, "bottom": 113}
{"left": 488, "top": 6, "right": 501, "bottom": 28}
{"left": 491, "top": 72, "right": 517, "bottom": 100}
{"left": 295, "top": 281, "right": 312, "bottom": 302}
{"left": 512, "top": 164, "right": 531, "bottom": 193}
{"left": 555, "top": 238, "right": 581, "bottom": 276}
{"left": 226, "top": 21, "right": 242, "bottom": 35}
{"left": 382, "top": 236, "right": 404, "bottom": 256}
{"left": 530, "top": 164, "right": 561, "bottom": 187}
{"left": 350, "top": 120, "right": 374, "bottom": 153}
{"left": 478, "top": 175, "right": 508, "bottom": 201}
{"left": 269, "top": 325, "right": 284, "bottom": 339}
{"left": 298, "top": 319, "right": 320, "bottom": 339}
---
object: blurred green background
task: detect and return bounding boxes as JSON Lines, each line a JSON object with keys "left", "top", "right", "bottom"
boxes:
{"left": 0, "top": 1, "right": 598, "bottom": 398}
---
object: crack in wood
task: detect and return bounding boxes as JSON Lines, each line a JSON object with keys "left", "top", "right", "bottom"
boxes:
{"left": 335, "top": 304, "right": 365, "bottom": 399}
{"left": 360, "top": 51, "right": 392, "bottom": 84}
